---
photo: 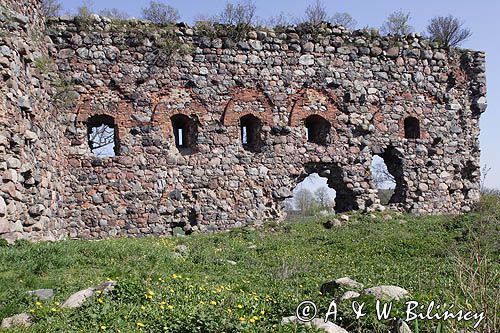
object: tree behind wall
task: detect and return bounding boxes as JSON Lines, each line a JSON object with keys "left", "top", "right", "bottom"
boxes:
{"left": 304, "top": 0, "right": 328, "bottom": 27}
{"left": 41, "top": 0, "right": 62, "bottom": 17}
{"left": 99, "top": 8, "right": 129, "bottom": 20}
{"left": 381, "top": 10, "right": 413, "bottom": 35}
{"left": 142, "top": 1, "right": 180, "bottom": 25}
{"left": 426, "top": 15, "right": 472, "bottom": 48}
{"left": 330, "top": 12, "right": 356, "bottom": 29}
{"left": 218, "top": 0, "right": 257, "bottom": 26}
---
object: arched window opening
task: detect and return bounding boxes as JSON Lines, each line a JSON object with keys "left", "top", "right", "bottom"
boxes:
{"left": 404, "top": 116, "right": 420, "bottom": 139}
{"left": 305, "top": 115, "right": 331, "bottom": 145}
{"left": 285, "top": 163, "right": 358, "bottom": 216}
{"left": 240, "top": 114, "right": 262, "bottom": 152}
{"left": 371, "top": 155, "right": 396, "bottom": 205}
{"left": 87, "top": 115, "right": 118, "bottom": 157}
{"left": 285, "top": 173, "right": 336, "bottom": 216}
{"left": 371, "top": 147, "right": 406, "bottom": 205}
{"left": 171, "top": 114, "right": 198, "bottom": 151}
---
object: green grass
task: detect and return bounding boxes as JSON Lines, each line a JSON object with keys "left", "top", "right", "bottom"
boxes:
{"left": 0, "top": 211, "right": 498, "bottom": 332}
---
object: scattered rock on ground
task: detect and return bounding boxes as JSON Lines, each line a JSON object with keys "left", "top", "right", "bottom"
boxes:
{"left": 338, "top": 290, "right": 360, "bottom": 302}
{"left": 62, "top": 281, "right": 116, "bottom": 309}
{"left": 323, "top": 219, "right": 342, "bottom": 229}
{"left": 174, "top": 244, "right": 188, "bottom": 254}
{"left": 281, "top": 316, "right": 349, "bottom": 333}
{"left": 361, "top": 285, "right": 409, "bottom": 301}
{"left": 335, "top": 277, "right": 364, "bottom": 289}
{"left": 390, "top": 319, "right": 412, "bottom": 333}
{"left": 27, "top": 288, "right": 54, "bottom": 300}
{"left": 61, "top": 287, "right": 95, "bottom": 309}
{"left": 320, "top": 277, "right": 363, "bottom": 296}
{"left": 1, "top": 313, "right": 31, "bottom": 329}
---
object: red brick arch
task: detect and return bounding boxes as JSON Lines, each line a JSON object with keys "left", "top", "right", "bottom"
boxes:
{"left": 288, "top": 89, "right": 340, "bottom": 127}
{"left": 75, "top": 92, "right": 134, "bottom": 141}
{"left": 152, "top": 88, "right": 207, "bottom": 135}
{"left": 222, "top": 88, "right": 274, "bottom": 126}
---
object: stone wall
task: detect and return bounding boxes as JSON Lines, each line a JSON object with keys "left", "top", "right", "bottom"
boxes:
{"left": 0, "top": 0, "right": 69, "bottom": 242}
{"left": 1, "top": 1, "right": 488, "bottom": 240}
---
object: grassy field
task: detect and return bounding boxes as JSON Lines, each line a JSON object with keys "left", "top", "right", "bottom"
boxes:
{"left": 0, "top": 204, "right": 498, "bottom": 332}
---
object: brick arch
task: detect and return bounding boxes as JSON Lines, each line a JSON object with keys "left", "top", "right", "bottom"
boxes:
{"left": 288, "top": 88, "right": 340, "bottom": 127}
{"left": 222, "top": 88, "right": 274, "bottom": 126}
{"left": 151, "top": 88, "right": 207, "bottom": 135}
{"left": 398, "top": 113, "right": 430, "bottom": 140}
{"left": 75, "top": 93, "right": 133, "bottom": 141}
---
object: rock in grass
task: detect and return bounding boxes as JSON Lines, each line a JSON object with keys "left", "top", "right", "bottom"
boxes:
{"left": 174, "top": 244, "right": 188, "bottom": 254}
{"left": 323, "top": 219, "right": 341, "bottom": 229}
{"left": 62, "top": 287, "right": 95, "bottom": 309}
{"left": 335, "top": 277, "right": 364, "bottom": 289}
{"left": 1, "top": 313, "right": 31, "bottom": 329}
{"left": 308, "top": 318, "right": 349, "bottom": 333}
{"left": 62, "top": 281, "right": 116, "bottom": 309}
{"left": 338, "top": 290, "right": 360, "bottom": 302}
{"left": 280, "top": 316, "right": 297, "bottom": 325}
{"left": 27, "top": 288, "right": 54, "bottom": 300}
{"left": 320, "top": 277, "right": 363, "bottom": 296}
{"left": 389, "top": 318, "right": 412, "bottom": 333}
{"left": 281, "top": 316, "right": 349, "bottom": 333}
{"left": 361, "top": 285, "right": 409, "bottom": 301}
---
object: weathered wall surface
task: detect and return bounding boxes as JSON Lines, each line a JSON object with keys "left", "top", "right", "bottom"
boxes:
{"left": 1, "top": 1, "right": 488, "bottom": 240}
{"left": 0, "top": 0, "right": 69, "bottom": 242}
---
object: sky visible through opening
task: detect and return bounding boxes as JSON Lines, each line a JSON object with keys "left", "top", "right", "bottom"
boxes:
{"left": 59, "top": 0, "right": 500, "bottom": 189}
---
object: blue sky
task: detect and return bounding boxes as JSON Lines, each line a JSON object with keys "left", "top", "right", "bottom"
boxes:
{"left": 59, "top": 0, "right": 500, "bottom": 189}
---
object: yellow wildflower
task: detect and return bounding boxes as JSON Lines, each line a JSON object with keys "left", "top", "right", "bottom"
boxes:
{"left": 136, "top": 322, "right": 145, "bottom": 328}
{"left": 210, "top": 301, "right": 217, "bottom": 305}
{"left": 239, "top": 317, "right": 245, "bottom": 322}
{"left": 167, "top": 305, "right": 174, "bottom": 310}
{"left": 100, "top": 325, "right": 107, "bottom": 331}
{"left": 237, "top": 304, "right": 243, "bottom": 309}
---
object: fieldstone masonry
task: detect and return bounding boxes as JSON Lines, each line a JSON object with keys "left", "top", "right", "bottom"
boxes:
{"left": 0, "top": 0, "right": 487, "bottom": 241}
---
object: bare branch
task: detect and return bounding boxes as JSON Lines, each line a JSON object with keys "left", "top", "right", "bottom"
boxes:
{"left": 426, "top": 15, "right": 472, "bottom": 48}
{"left": 41, "top": 0, "right": 62, "bottom": 17}
{"left": 142, "top": 0, "right": 180, "bottom": 25}
{"left": 304, "top": 0, "right": 328, "bottom": 27}
{"left": 331, "top": 12, "right": 357, "bottom": 29}
{"left": 381, "top": 10, "right": 413, "bottom": 35}
{"left": 99, "top": 8, "right": 129, "bottom": 20}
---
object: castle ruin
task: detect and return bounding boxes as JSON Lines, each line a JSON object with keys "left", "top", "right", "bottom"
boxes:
{"left": 0, "top": 0, "right": 487, "bottom": 242}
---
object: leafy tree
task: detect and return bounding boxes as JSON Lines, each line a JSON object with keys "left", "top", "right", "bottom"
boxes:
{"left": 142, "top": 1, "right": 180, "bottom": 25}
{"left": 381, "top": 10, "right": 413, "bottom": 35}
{"left": 99, "top": 8, "right": 129, "bottom": 20}
{"left": 304, "top": 0, "right": 328, "bottom": 27}
{"left": 426, "top": 15, "right": 472, "bottom": 48}
{"left": 41, "top": 0, "right": 62, "bottom": 17}
{"left": 331, "top": 12, "right": 356, "bottom": 29}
